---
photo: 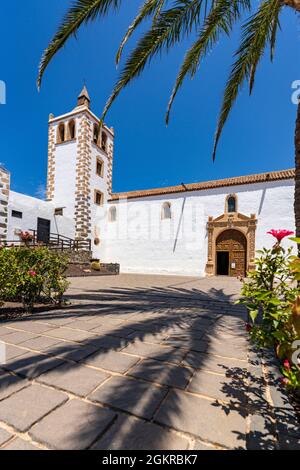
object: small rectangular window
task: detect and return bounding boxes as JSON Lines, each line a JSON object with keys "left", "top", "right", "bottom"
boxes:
{"left": 95, "top": 190, "right": 103, "bottom": 206}
{"left": 55, "top": 208, "right": 64, "bottom": 216}
{"left": 12, "top": 210, "right": 22, "bottom": 219}
{"left": 96, "top": 158, "right": 103, "bottom": 177}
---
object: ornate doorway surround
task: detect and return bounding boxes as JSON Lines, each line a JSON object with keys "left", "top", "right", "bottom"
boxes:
{"left": 206, "top": 212, "right": 257, "bottom": 276}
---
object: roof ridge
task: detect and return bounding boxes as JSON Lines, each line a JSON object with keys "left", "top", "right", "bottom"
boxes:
{"left": 110, "top": 168, "right": 295, "bottom": 201}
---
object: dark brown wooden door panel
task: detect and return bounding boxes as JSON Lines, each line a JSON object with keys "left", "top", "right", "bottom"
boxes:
{"left": 216, "top": 230, "right": 246, "bottom": 277}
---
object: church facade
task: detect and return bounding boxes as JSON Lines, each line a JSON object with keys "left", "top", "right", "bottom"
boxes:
{"left": 0, "top": 88, "right": 295, "bottom": 277}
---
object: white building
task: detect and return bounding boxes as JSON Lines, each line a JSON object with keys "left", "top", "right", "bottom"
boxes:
{"left": 0, "top": 87, "right": 295, "bottom": 277}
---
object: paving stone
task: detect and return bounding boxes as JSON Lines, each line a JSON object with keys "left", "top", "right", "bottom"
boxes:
{"left": 122, "top": 342, "right": 187, "bottom": 364}
{"left": 247, "top": 413, "right": 277, "bottom": 450}
{"left": 0, "top": 370, "right": 30, "bottom": 400}
{"left": 188, "top": 370, "right": 247, "bottom": 403}
{"left": 37, "top": 363, "right": 110, "bottom": 397}
{"left": 63, "top": 319, "right": 104, "bottom": 331}
{"left": 275, "top": 409, "right": 300, "bottom": 439}
{"left": 202, "top": 341, "right": 247, "bottom": 361}
{"left": 2, "top": 331, "right": 39, "bottom": 345}
{"left": 91, "top": 323, "right": 135, "bottom": 336}
{"left": 83, "top": 350, "right": 140, "bottom": 373}
{"left": 278, "top": 434, "right": 300, "bottom": 450}
{"left": 7, "top": 322, "right": 54, "bottom": 335}
{"left": 128, "top": 359, "right": 193, "bottom": 389}
{"left": 193, "top": 441, "right": 218, "bottom": 450}
{"left": 155, "top": 390, "right": 246, "bottom": 449}
{"left": 163, "top": 337, "right": 208, "bottom": 352}
{"left": 0, "top": 344, "right": 28, "bottom": 366}
{"left": 44, "top": 342, "right": 98, "bottom": 362}
{"left": 46, "top": 327, "right": 96, "bottom": 342}
{"left": 30, "top": 399, "right": 116, "bottom": 450}
{"left": 17, "top": 336, "right": 62, "bottom": 352}
{"left": 2, "top": 437, "right": 40, "bottom": 450}
{"left": 2, "top": 351, "right": 64, "bottom": 379}
{"left": 87, "top": 334, "right": 124, "bottom": 350}
{"left": 88, "top": 375, "right": 167, "bottom": 420}
{"left": 183, "top": 351, "right": 247, "bottom": 375}
{"left": 0, "top": 384, "right": 68, "bottom": 432}
{"left": 0, "top": 327, "right": 15, "bottom": 338}
{"left": 0, "top": 428, "right": 13, "bottom": 446}
{"left": 92, "top": 414, "right": 189, "bottom": 450}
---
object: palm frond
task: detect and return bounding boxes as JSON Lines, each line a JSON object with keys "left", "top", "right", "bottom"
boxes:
{"left": 102, "top": 0, "right": 208, "bottom": 121}
{"left": 166, "top": 0, "right": 251, "bottom": 124}
{"left": 153, "top": 0, "right": 167, "bottom": 23}
{"left": 116, "top": 0, "right": 167, "bottom": 65}
{"left": 213, "top": 0, "right": 283, "bottom": 161}
{"left": 38, "top": 0, "right": 121, "bottom": 89}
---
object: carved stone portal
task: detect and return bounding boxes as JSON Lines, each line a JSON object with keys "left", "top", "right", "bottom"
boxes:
{"left": 206, "top": 212, "right": 257, "bottom": 277}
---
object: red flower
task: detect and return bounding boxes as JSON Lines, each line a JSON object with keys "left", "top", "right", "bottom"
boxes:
{"left": 280, "top": 377, "right": 290, "bottom": 387}
{"left": 267, "top": 230, "right": 294, "bottom": 242}
{"left": 283, "top": 359, "right": 291, "bottom": 370}
{"left": 28, "top": 270, "right": 37, "bottom": 277}
{"left": 245, "top": 323, "right": 252, "bottom": 332}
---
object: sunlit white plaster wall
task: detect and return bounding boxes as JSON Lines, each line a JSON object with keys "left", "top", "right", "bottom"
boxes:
{"left": 97, "top": 179, "right": 295, "bottom": 276}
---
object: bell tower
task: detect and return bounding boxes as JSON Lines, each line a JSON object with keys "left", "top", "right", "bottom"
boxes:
{"left": 46, "top": 86, "right": 114, "bottom": 242}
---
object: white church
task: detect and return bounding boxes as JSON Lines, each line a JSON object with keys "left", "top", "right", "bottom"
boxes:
{"left": 0, "top": 87, "right": 295, "bottom": 277}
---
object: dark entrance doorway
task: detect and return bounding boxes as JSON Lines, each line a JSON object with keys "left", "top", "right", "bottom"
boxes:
{"left": 37, "top": 218, "right": 50, "bottom": 243}
{"left": 217, "top": 251, "right": 229, "bottom": 275}
{"left": 216, "top": 229, "right": 247, "bottom": 277}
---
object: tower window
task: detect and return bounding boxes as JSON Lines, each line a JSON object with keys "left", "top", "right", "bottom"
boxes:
{"left": 101, "top": 132, "right": 108, "bottom": 153}
{"left": 161, "top": 202, "right": 172, "bottom": 220}
{"left": 68, "top": 120, "right": 76, "bottom": 140}
{"left": 94, "top": 190, "right": 104, "bottom": 206}
{"left": 96, "top": 158, "right": 104, "bottom": 177}
{"left": 227, "top": 195, "right": 237, "bottom": 213}
{"left": 108, "top": 206, "right": 117, "bottom": 222}
{"left": 93, "top": 124, "right": 99, "bottom": 145}
{"left": 57, "top": 123, "right": 65, "bottom": 144}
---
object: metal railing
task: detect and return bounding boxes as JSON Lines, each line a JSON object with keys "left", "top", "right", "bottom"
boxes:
{"left": 2, "top": 231, "right": 91, "bottom": 252}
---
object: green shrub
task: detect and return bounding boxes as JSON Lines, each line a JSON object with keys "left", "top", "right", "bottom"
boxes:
{"left": 0, "top": 247, "right": 70, "bottom": 311}
{"left": 238, "top": 230, "right": 300, "bottom": 392}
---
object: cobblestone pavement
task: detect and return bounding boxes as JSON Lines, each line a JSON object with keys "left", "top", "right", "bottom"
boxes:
{"left": 0, "top": 274, "right": 299, "bottom": 450}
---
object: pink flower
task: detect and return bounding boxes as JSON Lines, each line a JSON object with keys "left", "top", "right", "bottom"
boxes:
{"left": 280, "top": 377, "right": 290, "bottom": 387}
{"left": 283, "top": 359, "right": 291, "bottom": 371}
{"left": 267, "top": 230, "right": 294, "bottom": 242}
{"left": 28, "top": 270, "right": 37, "bottom": 277}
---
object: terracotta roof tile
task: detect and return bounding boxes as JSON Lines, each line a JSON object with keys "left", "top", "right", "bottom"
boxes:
{"left": 110, "top": 168, "right": 295, "bottom": 201}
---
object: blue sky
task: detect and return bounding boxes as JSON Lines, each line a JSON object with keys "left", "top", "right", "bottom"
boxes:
{"left": 0, "top": 1, "right": 299, "bottom": 197}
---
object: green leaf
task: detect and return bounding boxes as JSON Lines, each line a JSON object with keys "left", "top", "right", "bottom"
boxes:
{"left": 249, "top": 309, "right": 259, "bottom": 323}
{"left": 289, "top": 237, "right": 300, "bottom": 244}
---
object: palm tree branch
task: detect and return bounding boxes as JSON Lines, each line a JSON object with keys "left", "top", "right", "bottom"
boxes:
{"left": 166, "top": 0, "right": 251, "bottom": 124}
{"left": 213, "top": 0, "right": 283, "bottom": 160}
{"left": 38, "top": 0, "right": 121, "bottom": 89}
{"left": 102, "top": 0, "right": 209, "bottom": 121}
{"left": 116, "top": 0, "right": 167, "bottom": 65}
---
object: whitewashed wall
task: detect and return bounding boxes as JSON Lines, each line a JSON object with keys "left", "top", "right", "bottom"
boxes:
{"left": 96, "top": 179, "right": 295, "bottom": 276}
{"left": 7, "top": 191, "right": 74, "bottom": 241}
{"left": 50, "top": 118, "right": 78, "bottom": 229}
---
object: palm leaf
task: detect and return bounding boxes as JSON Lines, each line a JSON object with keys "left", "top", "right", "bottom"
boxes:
{"left": 102, "top": 0, "right": 208, "bottom": 121}
{"left": 116, "top": 0, "right": 167, "bottom": 65}
{"left": 166, "top": 0, "right": 251, "bottom": 124}
{"left": 38, "top": 0, "right": 121, "bottom": 89}
{"left": 213, "top": 0, "right": 282, "bottom": 161}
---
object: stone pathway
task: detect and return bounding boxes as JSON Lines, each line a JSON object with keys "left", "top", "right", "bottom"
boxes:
{"left": 0, "top": 274, "right": 299, "bottom": 450}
